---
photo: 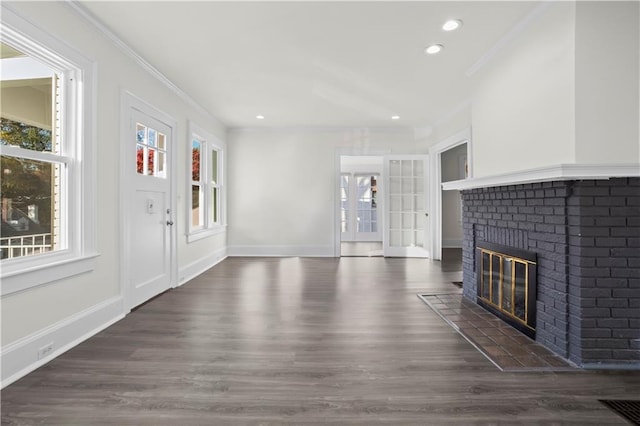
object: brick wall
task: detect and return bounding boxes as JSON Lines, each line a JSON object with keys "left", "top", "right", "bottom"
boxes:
{"left": 567, "top": 179, "right": 640, "bottom": 366}
{"left": 461, "top": 178, "right": 639, "bottom": 367}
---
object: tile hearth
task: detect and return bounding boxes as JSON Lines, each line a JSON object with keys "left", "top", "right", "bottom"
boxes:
{"left": 418, "top": 293, "right": 575, "bottom": 371}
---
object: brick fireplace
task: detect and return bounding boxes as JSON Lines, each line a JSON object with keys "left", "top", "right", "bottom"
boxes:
{"left": 461, "top": 178, "right": 640, "bottom": 368}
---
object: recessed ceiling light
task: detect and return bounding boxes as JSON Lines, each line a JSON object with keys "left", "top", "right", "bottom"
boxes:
{"left": 391, "top": 115, "right": 400, "bottom": 120}
{"left": 443, "top": 19, "right": 463, "bottom": 32}
{"left": 425, "top": 44, "right": 443, "bottom": 55}
{"left": 256, "top": 115, "right": 265, "bottom": 120}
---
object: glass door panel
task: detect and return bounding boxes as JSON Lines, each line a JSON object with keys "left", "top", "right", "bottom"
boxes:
{"left": 340, "top": 174, "right": 352, "bottom": 240}
{"left": 341, "top": 173, "right": 381, "bottom": 242}
{"left": 383, "top": 155, "right": 429, "bottom": 257}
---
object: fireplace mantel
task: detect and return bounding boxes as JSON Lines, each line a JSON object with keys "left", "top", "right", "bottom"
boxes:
{"left": 442, "top": 163, "right": 640, "bottom": 191}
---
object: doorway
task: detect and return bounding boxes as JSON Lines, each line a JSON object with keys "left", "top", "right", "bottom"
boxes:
{"left": 440, "top": 143, "right": 466, "bottom": 270}
{"left": 428, "top": 128, "right": 471, "bottom": 261}
{"left": 440, "top": 142, "right": 467, "bottom": 255}
{"left": 339, "top": 156, "right": 383, "bottom": 257}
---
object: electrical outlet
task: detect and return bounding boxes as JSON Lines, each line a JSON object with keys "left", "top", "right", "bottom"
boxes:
{"left": 37, "top": 343, "right": 54, "bottom": 360}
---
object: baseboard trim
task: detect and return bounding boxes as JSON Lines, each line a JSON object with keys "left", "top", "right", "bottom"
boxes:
{"left": 442, "top": 239, "right": 463, "bottom": 248}
{"left": 1, "top": 296, "right": 124, "bottom": 388}
{"left": 227, "top": 245, "right": 334, "bottom": 257}
{"left": 178, "top": 247, "right": 227, "bottom": 285}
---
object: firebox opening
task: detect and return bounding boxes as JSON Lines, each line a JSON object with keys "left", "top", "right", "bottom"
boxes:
{"left": 476, "top": 242, "right": 537, "bottom": 339}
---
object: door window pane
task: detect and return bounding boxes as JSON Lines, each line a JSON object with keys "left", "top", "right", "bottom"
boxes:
{"left": 389, "top": 160, "right": 401, "bottom": 176}
{"left": 147, "top": 128, "right": 156, "bottom": 147}
{"left": 147, "top": 147, "right": 156, "bottom": 176}
{"left": 401, "top": 160, "right": 412, "bottom": 176}
{"left": 136, "top": 123, "right": 166, "bottom": 178}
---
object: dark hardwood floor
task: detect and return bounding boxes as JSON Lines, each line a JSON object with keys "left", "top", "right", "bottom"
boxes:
{"left": 2, "top": 257, "right": 639, "bottom": 425}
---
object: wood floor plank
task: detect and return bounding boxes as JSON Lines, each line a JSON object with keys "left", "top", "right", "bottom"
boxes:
{"left": 2, "top": 257, "right": 639, "bottom": 425}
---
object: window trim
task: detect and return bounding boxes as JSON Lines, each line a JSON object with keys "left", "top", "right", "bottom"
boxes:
{"left": 186, "top": 121, "right": 225, "bottom": 243}
{"left": 0, "top": 6, "right": 97, "bottom": 295}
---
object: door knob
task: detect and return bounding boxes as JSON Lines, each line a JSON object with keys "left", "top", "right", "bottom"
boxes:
{"left": 166, "top": 220, "right": 174, "bottom": 226}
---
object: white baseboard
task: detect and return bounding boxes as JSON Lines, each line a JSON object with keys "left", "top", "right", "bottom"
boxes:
{"left": 178, "top": 247, "right": 227, "bottom": 285}
{"left": 1, "top": 296, "right": 124, "bottom": 388}
{"left": 442, "top": 239, "right": 463, "bottom": 248}
{"left": 227, "top": 245, "right": 334, "bottom": 257}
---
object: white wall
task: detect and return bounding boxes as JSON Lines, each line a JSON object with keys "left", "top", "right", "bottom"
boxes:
{"left": 340, "top": 155, "right": 383, "bottom": 174}
{"left": 227, "top": 128, "right": 416, "bottom": 255}
{"left": 575, "top": 2, "right": 640, "bottom": 164}
{"left": 471, "top": 2, "right": 576, "bottom": 178}
{"left": 415, "top": 104, "right": 471, "bottom": 155}
{"left": 1, "top": 1, "right": 226, "bottom": 383}
{"left": 470, "top": 2, "right": 640, "bottom": 179}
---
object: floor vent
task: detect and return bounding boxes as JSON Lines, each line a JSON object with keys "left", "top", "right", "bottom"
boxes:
{"left": 600, "top": 400, "right": 640, "bottom": 425}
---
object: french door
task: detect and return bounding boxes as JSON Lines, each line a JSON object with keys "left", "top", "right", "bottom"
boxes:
{"left": 383, "top": 156, "right": 430, "bottom": 257}
{"left": 340, "top": 174, "right": 381, "bottom": 242}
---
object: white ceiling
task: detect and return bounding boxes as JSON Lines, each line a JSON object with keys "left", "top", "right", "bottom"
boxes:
{"left": 78, "top": 1, "right": 539, "bottom": 129}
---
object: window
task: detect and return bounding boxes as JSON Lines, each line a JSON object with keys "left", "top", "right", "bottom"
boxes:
{"left": 1, "top": 48, "right": 62, "bottom": 260}
{"left": 136, "top": 123, "right": 167, "bottom": 178}
{"left": 0, "top": 9, "right": 96, "bottom": 294}
{"left": 187, "top": 122, "right": 224, "bottom": 242}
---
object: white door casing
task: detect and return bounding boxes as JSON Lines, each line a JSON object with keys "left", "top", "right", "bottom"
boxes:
{"left": 120, "top": 92, "right": 177, "bottom": 310}
{"left": 333, "top": 149, "right": 390, "bottom": 257}
{"left": 383, "top": 155, "right": 430, "bottom": 258}
{"left": 428, "top": 128, "right": 471, "bottom": 261}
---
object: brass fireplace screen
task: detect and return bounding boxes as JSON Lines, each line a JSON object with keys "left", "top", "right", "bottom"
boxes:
{"left": 476, "top": 243, "right": 537, "bottom": 338}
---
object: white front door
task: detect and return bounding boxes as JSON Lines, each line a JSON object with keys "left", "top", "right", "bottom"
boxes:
{"left": 383, "top": 155, "right": 430, "bottom": 257}
{"left": 124, "top": 105, "right": 174, "bottom": 309}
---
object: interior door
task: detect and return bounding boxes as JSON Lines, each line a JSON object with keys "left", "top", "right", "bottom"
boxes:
{"left": 383, "top": 155, "right": 430, "bottom": 257}
{"left": 126, "top": 108, "right": 173, "bottom": 308}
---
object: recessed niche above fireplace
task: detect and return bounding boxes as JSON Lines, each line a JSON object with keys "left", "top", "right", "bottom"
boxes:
{"left": 476, "top": 242, "right": 537, "bottom": 339}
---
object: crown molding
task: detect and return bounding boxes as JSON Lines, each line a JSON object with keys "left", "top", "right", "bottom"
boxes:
{"left": 442, "top": 164, "right": 640, "bottom": 191}
{"left": 466, "top": 1, "right": 553, "bottom": 78}
{"left": 65, "top": 1, "right": 224, "bottom": 128}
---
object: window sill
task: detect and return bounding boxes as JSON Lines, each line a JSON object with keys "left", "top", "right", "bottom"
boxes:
{"left": 1, "top": 253, "right": 99, "bottom": 296}
{"left": 186, "top": 225, "right": 227, "bottom": 244}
